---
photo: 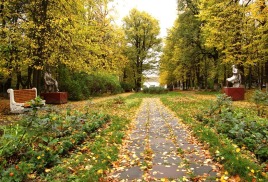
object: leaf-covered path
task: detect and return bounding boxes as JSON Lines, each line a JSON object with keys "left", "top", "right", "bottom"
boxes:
{"left": 107, "top": 98, "right": 220, "bottom": 181}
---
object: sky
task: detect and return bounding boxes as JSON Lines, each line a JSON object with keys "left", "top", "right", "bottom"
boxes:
{"left": 109, "top": 0, "right": 178, "bottom": 38}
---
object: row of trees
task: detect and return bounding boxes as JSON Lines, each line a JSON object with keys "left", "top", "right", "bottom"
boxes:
{"left": 0, "top": 0, "right": 129, "bottom": 94}
{"left": 160, "top": 0, "right": 268, "bottom": 90}
{"left": 0, "top": 0, "right": 162, "bottom": 94}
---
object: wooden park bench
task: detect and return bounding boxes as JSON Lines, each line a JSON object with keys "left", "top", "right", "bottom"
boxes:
{"left": 7, "top": 88, "right": 45, "bottom": 113}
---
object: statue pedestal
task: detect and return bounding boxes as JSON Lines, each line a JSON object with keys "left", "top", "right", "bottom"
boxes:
{"left": 223, "top": 87, "right": 245, "bottom": 101}
{"left": 41, "top": 92, "right": 68, "bottom": 104}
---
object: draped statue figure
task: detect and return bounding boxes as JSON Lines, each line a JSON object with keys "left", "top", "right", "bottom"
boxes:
{"left": 44, "top": 68, "right": 59, "bottom": 93}
{"left": 226, "top": 65, "right": 241, "bottom": 88}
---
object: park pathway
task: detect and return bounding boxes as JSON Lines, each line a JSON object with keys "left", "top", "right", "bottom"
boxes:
{"left": 107, "top": 98, "right": 218, "bottom": 181}
{"left": 107, "top": 98, "right": 220, "bottom": 181}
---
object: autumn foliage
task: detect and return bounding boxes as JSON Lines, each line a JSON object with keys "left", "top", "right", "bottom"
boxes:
{"left": 160, "top": 0, "right": 268, "bottom": 90}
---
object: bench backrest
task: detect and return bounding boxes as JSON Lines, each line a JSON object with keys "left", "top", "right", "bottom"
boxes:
{"left": 13, "top": 89, "right": 37, "bottom": 103}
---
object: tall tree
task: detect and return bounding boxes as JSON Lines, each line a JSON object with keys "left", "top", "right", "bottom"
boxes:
{"left": 0, "top": 0, "right": 127, "bottom": 93}
{"left": 122, "top": 8, "right": 161, "bottom": 91}
{"left": 159, "top": 25, "right": 178, "bottom": 89}
{"left": 248, "top": 0, "right": 268, "bottom": 89}
{"left": 160, "top": 0, "right": 220, "bottom": 90}
{"left": 159, "top": 0, "right": 267, "bottom": 90}
{"left": 1, "top": 0, "right": 88, "bottom": 91}
{"left": 199, "top": 0, "right": 247, "bottom": 85}
{"left": 198, "top": 0, "right": 267, "bottom": 88}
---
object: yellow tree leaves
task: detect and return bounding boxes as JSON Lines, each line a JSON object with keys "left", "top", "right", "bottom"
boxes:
{"left": 161, "top": 0, "right": 268, "bottom": 89}
{"left": 199, "top": 0, "right": 268, "bottom": 67}
{"left": 247, "top": 0, "right": 268, "bottom": 63}
{"left": 0, "top": 0, "right": 127, "bottom": 88}
{"left": 198, "top": 0, "right": 244, "bottom": 65}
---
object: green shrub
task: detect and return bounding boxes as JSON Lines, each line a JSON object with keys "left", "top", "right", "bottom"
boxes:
{"left": 142, "top": 86, "right": 168, "bottom": 94}
{"left": 251, "top": 90, "right": 268, "bottom": 116}
{"left": 199, "top": 94, "right": 268, "bottom": 163}
{"left": 120, "top": 82, "right": 134, "bottom": 92}
{"left": 58, "top": 66, "right": 123, "bottom": 100}
{"left": 207, "top": 94, "right": 232, "bottom": 115}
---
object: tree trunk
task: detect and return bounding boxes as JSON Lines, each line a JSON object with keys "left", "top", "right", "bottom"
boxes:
{"left": 237, "top": 64, "right": 244, "bottom": 86}
{"left": 33, "top": 68, "right": 42, "bottom": 94}
{"left": 16, "top": 69, "right": 31, "bottom": 89}
{"left": 16, "top": 71, "right": 21, "bottom": 89}
{"left": 248, "top": 65, "right": 252, "bottom": 89}
{"left": 136, "top": 76, "right": 142, "bottom": 92}
{"left": 4, "top": 78, "right": 12, "bottom": 93}
{"left": 265, "top": 61, "right": 268, "bottom": 91}
{"left": 195, "top": 65, "right": 202, "bottom": 90}
{"left": 223, "top": 65, "right": 227, "bottom": 87}
{"left": 261, "top": 64, "right": 264, "bottom": 90}
{"left": 257, "top": 63, "right": 261, "bottom": 89}
{"left": 204, "top": 57, "right": 208, "bottom": 90}
{"left": 212, "top": 47, "right": 219, "bottom": 90}
{"left": 213, "top": 77, "right": 219, "bottom": 91}
{"left": 26, "top": 67, "right": 33, "bottom": 89}
{"left": 30, "top": 0, "right": 49, "bottom": 94}
{"left": 187, "top": 78, "right": 190, "bottom": 90}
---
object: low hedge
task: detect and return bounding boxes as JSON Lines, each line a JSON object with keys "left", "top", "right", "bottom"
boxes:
{"left": 142, "top": 86, "right": 168, "bottom": 94}
{"left": 58, "top": 67, "right": 123, "bottom": 100}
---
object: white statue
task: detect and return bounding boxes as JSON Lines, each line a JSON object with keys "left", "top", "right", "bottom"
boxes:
{"left": 44, "top": 68, "right": 59, "bottom": 92}
{"left": 226, "top": 65, "right": 241, "bottom": 88}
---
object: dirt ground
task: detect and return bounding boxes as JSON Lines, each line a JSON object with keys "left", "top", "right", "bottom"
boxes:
{"left": 0, "top": 97, "right": 9, "bottom": 113}
{"left": 0, "top": 97, "right": 15, "bottom": 125}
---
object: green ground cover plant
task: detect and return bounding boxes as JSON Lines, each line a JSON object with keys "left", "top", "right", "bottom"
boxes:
{"left": 0, "top": 94, "right": 142, "bottom": 182}
{"left": 199, "top": 93, "right": 268, "bottom": 164}
{"left": 161, "top": 91, "right": 268, "bottom": 181}
{"left": 251, "top": 90, "right": 268, "bottom": 117}
{"left": 0, "top": 109, "right": 110, "bottom": 181}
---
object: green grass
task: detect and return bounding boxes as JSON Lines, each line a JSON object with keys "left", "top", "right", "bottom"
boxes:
{"left": 161, "top": 91, "right": 267, "bottom": 181}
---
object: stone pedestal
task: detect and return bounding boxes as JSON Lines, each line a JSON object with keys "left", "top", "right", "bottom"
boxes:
{"left": 223, "top": 87, "right": 245, "bottom": 101}
{"left": 41, "top": 92, "right": 68, "bottom": 104}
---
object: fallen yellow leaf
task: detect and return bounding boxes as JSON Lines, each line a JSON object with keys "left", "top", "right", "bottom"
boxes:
{"left": 45, "top": 168, "right": 51, "bottom": 173}
{"left": 27, "top": 173, "right": 36, "bottom": 179}
{"left": 97, "top": 169, "right": 103, "bottom": 174}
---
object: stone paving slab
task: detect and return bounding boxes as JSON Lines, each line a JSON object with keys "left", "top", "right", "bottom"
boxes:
{"left": 108, "top": 98, "right": 220, "bottom": 181}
